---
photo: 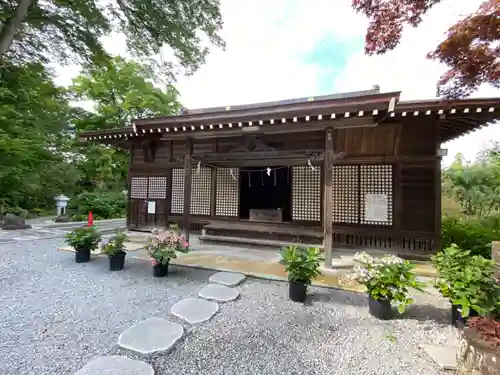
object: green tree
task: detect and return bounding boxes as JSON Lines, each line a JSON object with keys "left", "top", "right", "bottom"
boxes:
{"left": 0, "top": 0, "right": 224, "bottom": 76}
{"left": 70, "top": 56, "right": 182, "bottom": 191}
{"left": 0, "top": 62, "right": 80, "bottom": 212}
{"left": 71, "top": 56, "right": 181, "bottom": 130}
{"left": 444, "top": 160, "right": 500, "bottom": 217}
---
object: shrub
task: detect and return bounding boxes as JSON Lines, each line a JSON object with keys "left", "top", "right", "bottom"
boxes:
{"left": 65, "top": 226, "right": 102, "bottom": 252}
{"left": 101, "top": 229, "right": 128, "bottom": 256}
{"left": 349, "top": 252, "right": 425, "bottom": 314}
{"left": 68, "top": 190, "right": 126, "bottom": 220}
{"left": 432, "top": 244, "right": 499, "bottom": 317}
{"left": 280, "top": 245, "right": 323, "bottom": 284}
{"left": 441, "top": 216, "right": 497, "bottom": 258}
{"left": 146, "top": 225, "right": 190, "bottom": 265}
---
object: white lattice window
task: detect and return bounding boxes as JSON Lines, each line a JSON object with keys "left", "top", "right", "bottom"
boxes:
{"left": 292, "top": 166, "right": 321, "bottom": 221}
{"left": 191, "top": 167, "right": 211, "bottom": 215}
{"left": 332, "top": 165, "right": 359, "bottom": 224}
{"left": 215, "top": 168, "right": 239, "bottom": 216}
{"left": 360, "top": 165, "right": 393, "bottom": 225}
{"left": 171, "top": 168, "right": 185, "bottom": 214}
{"left": 148, "top": 177, "right": 167, "bottom": 199}
{"left": 130, "top": 177, "right": 148, "bottom": 199}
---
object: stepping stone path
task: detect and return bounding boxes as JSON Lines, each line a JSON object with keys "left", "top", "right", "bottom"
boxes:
{"left": 199, "top": 283, "right": 240, "bottom": 302}
{"left": 171, "top": 297, "right": 219, "bottom": 324}
{"left": 75, "top": 356, "right": 154, "bottom": 375}
{"left": 74, "top": 271, "right": 246, "bottom": 374}
{"left": 118, "top": 317, "right": 184, "bottom": 356}
{"left": 209, "top": 271, "right": 246, "bottom": 286}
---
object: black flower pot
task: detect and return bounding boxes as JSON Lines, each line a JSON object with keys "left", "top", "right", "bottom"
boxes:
{"left": 108, "top": 251, "right": 126, "bottom": 271}
{"left": 289, "top": 281, "right": 307, "bottom": 302}
{"left": 451, "top": 304, "right": 479, "bottom": 327}
{"left": 75, "top": 248, "right": 91, "bottom": 263}
{"left": 368, "top": 295, "right": 393, "bottom": 320}
{"left": 153, "top": 259, "right": 170, "bottom": 278}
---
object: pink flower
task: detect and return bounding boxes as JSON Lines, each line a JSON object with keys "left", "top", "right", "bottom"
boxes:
{"left": 151, "top": 259, "right": 158, "bottom": 266}
{"left": 183, "top": 241, "right": 189, "bottom": 247}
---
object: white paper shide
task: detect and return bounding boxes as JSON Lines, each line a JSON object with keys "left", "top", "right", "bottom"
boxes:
{"left": 365, "top": 194, "right": 388, "bottom": 223}
{"left": 147, "top": 201, "right": 156, "bottom": 214}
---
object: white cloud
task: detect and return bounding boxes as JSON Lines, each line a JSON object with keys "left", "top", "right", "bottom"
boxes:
{"left": 52, "top": 0, "right": 500, "bottom": 166}
{"left": 174, "top": 0, "right": 366, "bottom": 108}
{"left": 333, "top": 0, "right": 500, "bottom": 165}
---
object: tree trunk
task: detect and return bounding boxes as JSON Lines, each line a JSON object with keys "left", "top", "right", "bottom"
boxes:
{"left": 0, "top": 0, "right": 35, "bottom": 60}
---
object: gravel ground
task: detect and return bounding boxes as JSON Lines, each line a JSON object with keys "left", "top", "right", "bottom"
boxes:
{"left": 0, "top": 238, "right": 457, "bottom": 375}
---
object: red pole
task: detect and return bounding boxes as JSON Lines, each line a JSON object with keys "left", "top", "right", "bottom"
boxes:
{"left": 88, "top": 210, "right": 93, "bottom": 227}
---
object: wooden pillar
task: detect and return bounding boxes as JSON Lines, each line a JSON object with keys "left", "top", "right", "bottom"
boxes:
{"left": 183, "top": 138, "right": 193, "bottom": 241}
{"left": 323, "top": 128, "right": 334, "bottom": 268}
{"left": 492, "top": 242, "right": 500, "bottom": 280}
{"left": 164, "top": 140, "right": 173, "bottom": 227}
{"left": 434, "top": 129, "right": 442, "bottom": 252}
{"left": 210, "top": 139, "right": 217, "bottom": 217}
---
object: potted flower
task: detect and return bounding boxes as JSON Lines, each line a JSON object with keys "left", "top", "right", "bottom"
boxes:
{"left": 349, "top": 252, "right": 425, "bottom": 320}
{"left": 101, "top": 229, "right": 129, "bottom": 271}
{"left": 65, "top": 226, "right": 101, "bottom": 263}
{"left": 432, "top": 244, "right": 499, "bottom": 327}
{"left": 280, "top": 245, "right": 323, "bottom": 302}
{"left": 146, "top": 225, "right": 190, "bottom": 277}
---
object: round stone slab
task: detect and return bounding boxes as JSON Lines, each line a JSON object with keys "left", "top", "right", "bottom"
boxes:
{"left": 118, "top": 317, "right": 184, "bottom": 356}
{"left": 208, "top": 272, "right": 246, "bottom": 287}
{"left": 75, "top": 356, "right": 154, "bottom": 375}
{"left": 171, "top": 297, "right": 219, "bottom": 324}
{"left": 199, "top": 283, "right": 240, "bottom": 302}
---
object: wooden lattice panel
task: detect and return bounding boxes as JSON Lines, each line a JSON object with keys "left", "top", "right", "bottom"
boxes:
{"left": 215, "top": 168, "right": 239, "bottom": 216}
{"left": 171, "top": 168, "right": 185, "bottom": 214}
{"left": 360, "top": 164, "right": 393, "bottom": 225}
{"left": 191, "top": 167, "right": 212, "bottom": 215}
{"left": 332, "top": 165, "right": 359, "bottom": 223}
{"left": 130, "top": 177, "right": 148, "bottom": 199}
{"left": 147, "top": 177, "right": 167, "bottom": 199}
{"left": 292, "top": 166, "right": 321, "bottom": 221}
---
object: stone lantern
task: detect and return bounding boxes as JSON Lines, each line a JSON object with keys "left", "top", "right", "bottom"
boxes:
{"left": 54, "top": 195, "right": 70, "bottom": 216}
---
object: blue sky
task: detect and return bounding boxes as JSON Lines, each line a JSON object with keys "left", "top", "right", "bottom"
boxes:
{"left": 303, "top": 37, "right": 364, "bottom": 95}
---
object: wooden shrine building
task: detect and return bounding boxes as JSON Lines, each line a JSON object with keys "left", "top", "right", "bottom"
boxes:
{"left": 80, "top": 87, "right": 500, "bottom": 266}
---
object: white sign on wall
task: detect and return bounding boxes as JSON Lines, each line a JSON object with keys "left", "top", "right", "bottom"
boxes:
{"left": 365, "top": 194, "right": 388, "bottom": 222}
{"left": 147, "top": 201, "right": 156, "bottom": 214}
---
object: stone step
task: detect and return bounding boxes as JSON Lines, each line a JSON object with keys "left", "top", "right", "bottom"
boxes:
{"left": 209, "top": 271, "right": 246, "bottom": 287}
{"left": 171, "top": 297, "right": 219, "bottom": 324}
{"left": 199, "top": 284, "right": 240, "bottom": 302}
{"left": 75, "top": 356, "right": 154, "bottom": 375}
{"left": 118, "top": 317, "right": 184, "bottom": 356}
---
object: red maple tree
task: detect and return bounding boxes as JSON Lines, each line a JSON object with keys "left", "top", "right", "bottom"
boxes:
{"left": 352, "top": 0, "right": 500, "bottom": 98}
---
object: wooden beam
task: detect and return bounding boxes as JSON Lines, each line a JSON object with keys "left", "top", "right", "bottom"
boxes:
{"left": 323, "top": 128, "right": 334, "bottom": 268}
{"left": 183, "top": 138, "right": 193, "bottom": 241}
{"left": 159, "top": 118, "right": 377, "bottom": 140}
{"left": 164, "top": 140, "right": 173, "bottom": 227}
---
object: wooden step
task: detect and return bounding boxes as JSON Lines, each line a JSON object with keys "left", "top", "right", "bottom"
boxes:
{"left": 199, "top": 234, "right": 323, "bottom": 251}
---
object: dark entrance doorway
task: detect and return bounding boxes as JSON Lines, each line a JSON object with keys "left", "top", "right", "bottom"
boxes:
{"left": 239, "top": 166, "right": 292, "bottom": 221}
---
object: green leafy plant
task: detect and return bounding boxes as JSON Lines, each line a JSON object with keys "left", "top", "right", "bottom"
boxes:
{"left": 441, "top": 216, "right": 497, "bottom": 258}
{"left": 146, "top": 225, "right": 190, "bottom": 266}
{"left": 65, "top": 226, "right": 101, "bottom": 252}
{"left": 280, "top": 245, "right": 323, "bottom": 284}
{"left": 68, "top": 190, "right": 126, "bottom": 220}
{"left": 432, "top": 244, "right": 500, "bottom": 317}
{"left": 350, "top": 252, "right": 425, "bottom": 314}
{"left": 101, "top": 229, "right": 128, "bottom": 256}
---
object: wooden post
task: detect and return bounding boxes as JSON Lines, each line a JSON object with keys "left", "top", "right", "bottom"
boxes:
{"left": 210, "top": 139, "right": 217, "bottom": 217}
{"left": 434, "top": 129, "right": 442, "bottom": 252}
{"left": 492, "top": 242, "right": 500, "bottom": 280}
{"left": 183, "top": 138, "right": 193, "bottom": 241}
{"left": 323, "top": 128, "right": 334, "bottom": 268}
